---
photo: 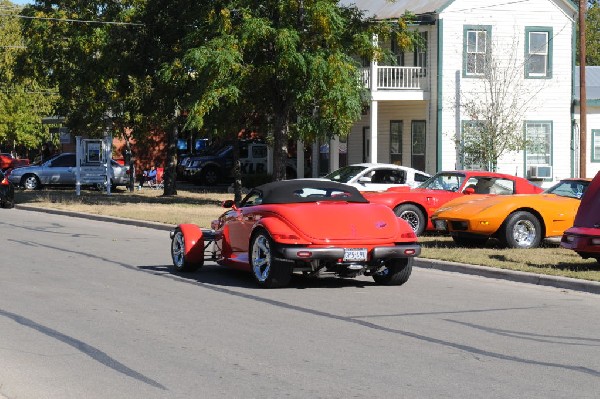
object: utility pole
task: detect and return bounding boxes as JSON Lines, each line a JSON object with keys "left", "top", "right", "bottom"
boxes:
{"left": 579, "top": 0, "right": 587, "bottom": 177}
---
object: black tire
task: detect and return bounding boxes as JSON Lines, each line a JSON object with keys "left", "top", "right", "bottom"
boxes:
{"left": 394, "top": 204, "right": 426, "bottom": 235}
{"left": 451, "top": 235, "right": 488, "bottom": 247}
{"left": 1, "top": 198, "right": 14, "bottom": 209}
{"left": 22, "top": 174, "right": 40, "bottom": 190}
{"left": 170, "top": 228, "right": 203, "bottom": 272}
{"left": 372, "top": 258, "right": 413, "bottom": 286}
{"left": 250, "top": 229, "right": 293, "bottom": 288}
{"left": 199, "top": 166, "right": 220, "bottom": 186}
{"left": 499, "top": 211, "right": 542, "bottom": 249}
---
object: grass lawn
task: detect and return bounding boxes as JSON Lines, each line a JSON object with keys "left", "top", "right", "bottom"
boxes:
{"left": 13, "top": 184, "right": 600, "bottom": 282}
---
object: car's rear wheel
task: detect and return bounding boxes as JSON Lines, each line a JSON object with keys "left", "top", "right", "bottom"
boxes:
{"left": 170, "top": 228, "right": 203, "bottom": 272}
{"left": 451, "top": 235, "right": 488, "bottom": 247}
{"left": 394, "top": 204, "right": 425, "bottom": 235}
{"left": 22, "top": 174, "right": 40, "bottom": 190}
{"left": 1, "top": 198, "right": 14, "bottom": 209}
{"left": 250, "top": 229, "right": 292, "bottom": 288}
{"left": 372, "top": 258, "right": 413, "bottom": 286}
{"left": 500, "top": 211, "right": 542, "bottom": 249}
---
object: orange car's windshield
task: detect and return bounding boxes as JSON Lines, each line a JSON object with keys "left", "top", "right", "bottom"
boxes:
{"left": 544, "top": 180, "right": 589, "bottom": 199}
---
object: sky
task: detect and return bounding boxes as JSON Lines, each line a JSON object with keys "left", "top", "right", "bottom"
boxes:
{"left": 11, "top": 1, "right": 30, "bottom": 5}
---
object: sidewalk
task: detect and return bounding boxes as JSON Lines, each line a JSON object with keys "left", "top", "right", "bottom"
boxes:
{"left": 15, "top": 204, "right": 600, "bottom": 295}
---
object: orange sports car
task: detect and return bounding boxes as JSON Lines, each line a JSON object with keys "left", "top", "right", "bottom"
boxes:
{"left": 431, "top": 178, "right": 591, "bottom": 248}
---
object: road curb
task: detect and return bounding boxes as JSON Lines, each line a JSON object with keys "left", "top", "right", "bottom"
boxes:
{"left": 15, "top": 204, "right": 600, "bottom": 295}
{"left": 15, "top": 205, "right": 175, "bottom": 232}
{"left": 415, "top": 258, "right": 600, "bottom": 295}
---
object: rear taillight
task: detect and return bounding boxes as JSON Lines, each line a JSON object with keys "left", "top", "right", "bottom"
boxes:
{"left": 1, "top": 177, "right": 8, "bottom": 185}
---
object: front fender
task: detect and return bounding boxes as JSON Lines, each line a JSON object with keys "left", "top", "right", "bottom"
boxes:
{"left": 256, "top": 217, "right": 312, "bottom": 245}
{"left": 176, "top": 224, "right": 205, "bottom": 263}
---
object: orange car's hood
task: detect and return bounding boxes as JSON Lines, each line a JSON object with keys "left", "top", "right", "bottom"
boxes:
{"left": 435, "top": 194, "right": 572, "bottom": 217}
{"left": 273, "top": 202, "right": 407, "bottom": 242}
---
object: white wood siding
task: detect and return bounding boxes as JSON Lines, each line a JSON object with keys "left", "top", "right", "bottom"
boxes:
{"left": 575, "top": 105, "right": 600, "bottom": 177}
{"left": 438, "top": 0, "right": 575, "bottom": 182}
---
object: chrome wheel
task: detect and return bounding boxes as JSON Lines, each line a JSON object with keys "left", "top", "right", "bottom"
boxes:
{"left": 23, "top": 175, "right": 40, "bottom": 190}
{"left": 400, "top": 210, "right": 419, "bottom": 231}
{"left": 251, "top": 233, "right": 272, "bottom": 282}
{"left": 511, "top": 219, "right": 536, "bottom": 247}
{"left": 394, "top": 204, "right": 425, "bottom": 235}
{"left": 171, "top": 231, "right": 185, "bottom": 269}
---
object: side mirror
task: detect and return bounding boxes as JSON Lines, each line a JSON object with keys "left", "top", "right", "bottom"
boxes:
{"left": 222, "top": 199, "right": 235, "bottom": 208}
{"left": 464, "top": 187, "right": 475, "bottom": 195}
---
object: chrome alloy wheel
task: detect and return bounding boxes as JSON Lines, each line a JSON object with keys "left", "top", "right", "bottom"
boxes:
{"left": 400, "top": 210, "right": 419, "bottom": 231}
{"left": 251, "top": 234, "right": 272, "bottom": 282}
{"left": 171, "top": 231, "right": 186, "bottom": 269}
{"left": 23, "top": 175, "right": 39, "bottom": 190}
{"left": 511, "top": 219, "right": 537, "bottom": 247}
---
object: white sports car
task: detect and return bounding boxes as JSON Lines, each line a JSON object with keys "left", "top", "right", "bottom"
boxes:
{"left": 316, "top": 163, "right": 430, "bottom": 192}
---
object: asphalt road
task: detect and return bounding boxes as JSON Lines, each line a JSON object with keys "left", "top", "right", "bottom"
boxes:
{"left": 2, "top": 209, "right": 600, "bottom": 398}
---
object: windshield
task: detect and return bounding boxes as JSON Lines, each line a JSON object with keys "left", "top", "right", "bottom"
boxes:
{"left": 324, "top": 165, "right": 367, "bottom": 183}
{"left": 418, "top": 172, "right": 466, "bottom": 191}
{"left": 544, "top": 180, "right": 589, "bottom": 199}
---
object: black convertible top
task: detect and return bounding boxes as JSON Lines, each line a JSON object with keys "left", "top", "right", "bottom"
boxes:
{"left": 252, "top": 180, "right": 369, "bottom": 204}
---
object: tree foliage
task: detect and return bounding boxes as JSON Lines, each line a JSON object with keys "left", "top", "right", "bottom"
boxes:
{"left": 165, "top": 0, "right": 421, "bottom": 181}
{"left": 19, "top": 0, "right": 421, "bottom": 195}
{"left": 0, "top": 0, "right": 57, "bottom": 154}
{"left": 585, "top": 0, "right": 600, "bottom": 65}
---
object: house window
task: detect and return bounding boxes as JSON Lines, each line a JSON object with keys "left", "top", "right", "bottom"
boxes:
{"left": 414, "top": 31, "right": 427, "bottom": 76}
{"left": 411, "top": 121, "right": 426, "bottom": 171}
{"left": 463, "top": 25, "right": 491, "bottom": 77}
{"left": 525, "top": 27, "right": 553, "bottom": 78}
{"left": 390, "top": 121, "right": 403, "bottom": 164}
{"left": 592, "top": 129, "right": 600, "bottom": 162}
{"left": 460, "top": 121, "right": 485, "bottom": 170}
{"left": 525, "top": 121, "right": 552, "bottom": 173}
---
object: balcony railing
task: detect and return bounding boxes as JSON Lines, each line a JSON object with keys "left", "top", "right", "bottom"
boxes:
{"left": 361, "top": 66, "right": 429, "bottom": 91}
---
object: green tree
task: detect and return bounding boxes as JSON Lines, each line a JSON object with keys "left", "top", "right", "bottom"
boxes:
{"left": 165, "top": 0, "right": 420, "bottom": 185}
{"left": 0, "top": 0, "right": 57, "bottom": 155}
{"left": 585, "top": 0, "right": 600, "bottom": 65}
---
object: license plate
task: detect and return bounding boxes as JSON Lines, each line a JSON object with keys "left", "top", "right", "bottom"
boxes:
{"left": 343, "top": 248, "right": 367, "bottom": 262}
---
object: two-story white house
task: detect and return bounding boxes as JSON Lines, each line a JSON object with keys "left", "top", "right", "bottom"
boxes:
{"left": 315, "top": 0, "right": 577, "bottom": 184}
{"left": 574, "top": 66, "right": 600, "bottom": 177}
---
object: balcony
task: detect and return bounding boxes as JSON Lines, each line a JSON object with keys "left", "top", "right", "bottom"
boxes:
{"left": 361, "top": 66, "right": 429, "bottom": 95}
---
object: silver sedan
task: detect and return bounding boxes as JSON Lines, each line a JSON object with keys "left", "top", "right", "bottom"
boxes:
{"left": 8, "top": 153, "right": 132, "bottom": 190}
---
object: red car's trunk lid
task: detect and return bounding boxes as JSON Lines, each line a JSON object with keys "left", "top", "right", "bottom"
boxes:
{"left": 274, "top": 202, "right": 402, "bottom": 242}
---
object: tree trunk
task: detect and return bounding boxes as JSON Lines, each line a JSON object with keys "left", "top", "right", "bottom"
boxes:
{"left": 272, "top": 113, "right": 289, "bottom": 181}
{"left": 232, "top": 141, "right": 242, "bottom": 204}
{"left": 163, "top": 124, "right": 178, "bottom": 196}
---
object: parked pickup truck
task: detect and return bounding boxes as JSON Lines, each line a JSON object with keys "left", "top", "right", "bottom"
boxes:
{"left": 0, "top": 153, "right": 30, "bottom": 171}
{"left": 181, "top": 140, "right": 298, "bottom": 186}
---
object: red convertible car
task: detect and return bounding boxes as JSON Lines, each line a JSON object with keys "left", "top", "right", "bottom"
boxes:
{"left": 561, "top": 171, "right": 600, "bottom": 263}
{"left": 363, "top": 170, "right": 543, "bottom": 235}
{"left": 170, "top": 180, "right": 420, "bottom": 288}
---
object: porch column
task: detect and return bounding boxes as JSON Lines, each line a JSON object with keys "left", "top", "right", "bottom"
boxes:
{"left": 329, "top": 136, "right": 339, "bottom": 172}
{"left": 369, "top": 33, "right": 378, "bottom": 164}
{"left": 296, "top": 140, "right": 304, "bottom": 179}
{"left": 370, "top": 100, "right": 378, "bottom": 163}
